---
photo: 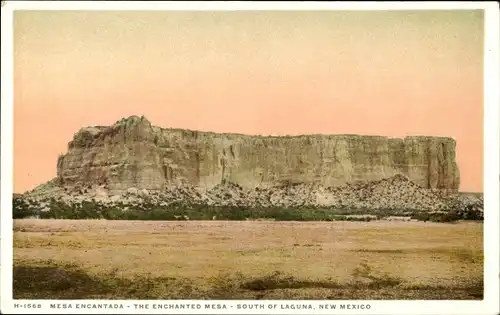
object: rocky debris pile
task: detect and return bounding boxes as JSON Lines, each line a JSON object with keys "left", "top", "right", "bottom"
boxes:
{"left": 445, "top": 193, "right": 484, "bottom": 214}
{"left": 320, "top": 174, "right": 450, "bottom": 211}
{"left": 17, "top": 174, "right": 483, "bottom": 215}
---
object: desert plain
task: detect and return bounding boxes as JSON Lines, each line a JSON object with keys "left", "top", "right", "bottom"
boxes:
{"left": 13, "top": 219, "right": 483, "bottom": 300}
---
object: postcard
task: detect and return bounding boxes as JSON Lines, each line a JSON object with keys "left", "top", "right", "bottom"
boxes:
{"left": 1, "top": 1, "right": 499, "bottom": 314}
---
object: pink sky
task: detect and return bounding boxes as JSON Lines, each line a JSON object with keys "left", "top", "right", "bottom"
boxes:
{"left": 13, "top": 10, "right": 484, "bottom": 193}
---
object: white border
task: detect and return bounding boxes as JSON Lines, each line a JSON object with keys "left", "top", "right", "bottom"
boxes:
{"left": 1, "top": 1, "right": 499, "bottom": 314}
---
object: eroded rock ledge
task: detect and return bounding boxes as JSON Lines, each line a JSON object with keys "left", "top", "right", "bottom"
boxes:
{"left": 55, "top": 115, "right": 460, "bottom": 194}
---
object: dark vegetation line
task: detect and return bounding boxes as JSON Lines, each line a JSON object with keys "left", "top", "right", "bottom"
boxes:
{"left": 12, "top": 197, "right": 483, "bottom": 223}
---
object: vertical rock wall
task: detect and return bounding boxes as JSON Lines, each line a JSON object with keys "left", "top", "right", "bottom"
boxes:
{"left": 56, "top": 116, "right": 460, "bottom": 193}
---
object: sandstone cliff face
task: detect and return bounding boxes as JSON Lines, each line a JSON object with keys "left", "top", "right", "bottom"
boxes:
{"left": 56, "top": 115, "right": 460, "bottom": 193}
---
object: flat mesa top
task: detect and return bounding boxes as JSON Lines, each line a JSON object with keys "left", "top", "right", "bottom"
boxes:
{"left": 79, "top": 115, "right": 457, "bottom": 142}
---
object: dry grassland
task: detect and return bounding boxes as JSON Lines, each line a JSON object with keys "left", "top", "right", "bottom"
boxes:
{"left": 13, "top": 219, "right": 483, "bottom": 300}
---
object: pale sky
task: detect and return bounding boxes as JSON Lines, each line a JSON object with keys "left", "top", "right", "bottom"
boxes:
{"left": 13, "top": 10, "right": 484, "bottom": 193}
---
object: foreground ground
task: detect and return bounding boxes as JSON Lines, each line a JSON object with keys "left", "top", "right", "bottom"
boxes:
{"left": 13, "top": 219, "right": 483, "bottom": 300}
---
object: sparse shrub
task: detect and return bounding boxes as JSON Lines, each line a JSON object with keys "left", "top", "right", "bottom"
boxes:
{"left": 350, "top": 262, "right": 402, "bottom": 289}
{"left": 11, "top": 195, "right": 483, "bottom": 222}
{"left": 411, "top": 213, "right": 431, "bottom": 222}
{"left": 439, "top": 210, "right": 462, "bottom": 223}
{"left": 13, "top": 197, "right": 36, "bottom": 219}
